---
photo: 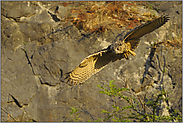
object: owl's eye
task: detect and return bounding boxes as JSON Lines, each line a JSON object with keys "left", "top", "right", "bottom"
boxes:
{"left": 117, "top": 48, "right": 119, "bottom": 50}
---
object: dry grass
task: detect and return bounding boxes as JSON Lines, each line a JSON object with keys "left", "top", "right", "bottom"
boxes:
{"left": 55, "top": 1, "right": 181, "bottom": 48}
{"left": 56, "top": 1, "right": 158, "bottom": 33}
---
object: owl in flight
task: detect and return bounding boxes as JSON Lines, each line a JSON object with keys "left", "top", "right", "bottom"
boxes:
{"left": 65, "top": 15, "right": 169, "bottom": 86}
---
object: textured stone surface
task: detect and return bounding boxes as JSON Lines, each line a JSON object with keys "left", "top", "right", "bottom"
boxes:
{"left": 1, "top": 1, "right": 182, "bottom": 122}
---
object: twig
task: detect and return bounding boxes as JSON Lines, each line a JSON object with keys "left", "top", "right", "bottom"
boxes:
{"left": 1, "top": 107, "right": 17, "bottom": 122}
{"left": 138, "top": 95, "right": 153, "bottom": 114}
{"left": 137, "top": 95, "right": 146, "bottom": 112}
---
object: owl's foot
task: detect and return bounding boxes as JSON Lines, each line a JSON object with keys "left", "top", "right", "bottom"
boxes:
{"left": 124, "top": 53, "right": 129, "bottom": 59}
{"left": 129, "top": 50, "right": 136, "bottom": 56}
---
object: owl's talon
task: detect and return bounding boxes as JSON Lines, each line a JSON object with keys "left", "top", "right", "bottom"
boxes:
{"left": 129, "top": 50, "right": 136, "bottom": 56}
{"left": 124, "top": 53, "right": 128, "bottom": 59}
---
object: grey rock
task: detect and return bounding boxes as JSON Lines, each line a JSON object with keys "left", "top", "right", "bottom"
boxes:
{"left": 1, "top": 1, "right": 182, "bottom": 122}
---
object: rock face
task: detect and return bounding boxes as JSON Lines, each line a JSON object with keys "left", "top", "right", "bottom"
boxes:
{"left": 1, "top": 1, "right": 182, "bottom": 122}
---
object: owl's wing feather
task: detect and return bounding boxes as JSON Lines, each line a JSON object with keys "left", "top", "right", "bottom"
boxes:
{"left": 65, "top": 48, "right": 111, "bottom": 85}
{"left": 65, "top": 48, "right": 126, "bottom": 86}
{"left": 123, "top": 15, "right": 170, "bottom": 42}
{"left": 127, "top": 39, "right": 140, "bottom": 51}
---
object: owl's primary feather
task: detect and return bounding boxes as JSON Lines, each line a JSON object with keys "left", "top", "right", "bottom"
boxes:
{"left": 65, "top": 15, "right": 169, "bottom": 86}
{"left": 124, "top": 15, "right": 169, "bottom": 42}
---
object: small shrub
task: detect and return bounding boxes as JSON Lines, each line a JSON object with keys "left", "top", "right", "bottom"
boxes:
{"left": 67, "top": 80, "right": 182, "bottom": 122}
{"left": 97, "top": 80, "right": 182, "bottom": 122}
{"left": 69, "top": 107, "right": 81, "bottom": 122}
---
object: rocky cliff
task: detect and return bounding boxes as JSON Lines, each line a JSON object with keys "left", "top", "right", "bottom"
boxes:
{"left": 1, "top": 1, "right": 182, "bottom": 122}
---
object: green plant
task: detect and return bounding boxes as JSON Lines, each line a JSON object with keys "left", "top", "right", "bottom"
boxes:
{"left": 68, "top": 80, "right": 182, "bottom": 122}
{"left": 97, "top": 80, "right": 144, "bottom": 122}
{"left": 97, "top": 80, "right": 182, "bottom": 122}
{"left": 162, "top": 69, "right": 166, "bottom": 73}
{"left": 23, "top": 42, "right": 27, "bottom": 45}
{"left": 151, "top": 42, "right": 156, "bottom": 47}
{"left": 69, "top": 107, "right": 81, "bottom": 122}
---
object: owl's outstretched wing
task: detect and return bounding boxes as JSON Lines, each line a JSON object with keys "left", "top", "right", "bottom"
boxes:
{"left": 123, "top": 15, "right": 169, "bottom": 47}
{"left": 65, "top": 47, "right": 126, "bottom": 86}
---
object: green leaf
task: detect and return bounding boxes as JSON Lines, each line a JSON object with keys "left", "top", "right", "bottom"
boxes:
{"left": 101, "top": 110, "right": 110, "bottom": 114}
{"left": 23, "top": 42, "right": 27, "bottom": 45}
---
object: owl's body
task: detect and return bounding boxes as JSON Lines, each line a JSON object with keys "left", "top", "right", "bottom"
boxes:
{"left": 65, "top": 15, "right": 169, "bottom": 86}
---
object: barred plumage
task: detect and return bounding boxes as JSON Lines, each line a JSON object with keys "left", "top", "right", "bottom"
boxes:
{"left": 65, "top": 15, "right": 170, "bottom": 86}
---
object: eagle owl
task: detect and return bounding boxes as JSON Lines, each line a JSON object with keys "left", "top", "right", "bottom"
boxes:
{"left": 65, "top": 15, "right": 169, "bottom": 86}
